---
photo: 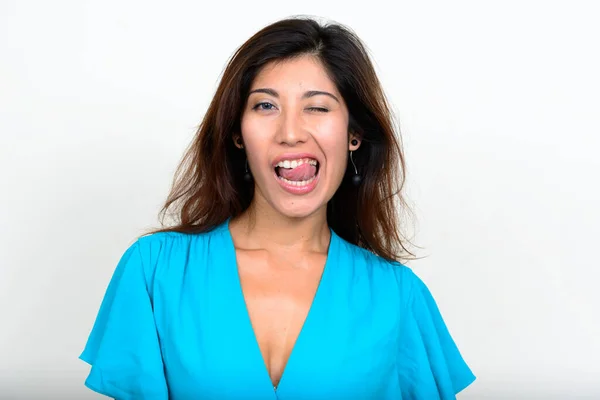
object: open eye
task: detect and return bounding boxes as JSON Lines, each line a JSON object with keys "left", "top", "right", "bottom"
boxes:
{"left": 253, "top": 102, "right": 277, "bottom": 111}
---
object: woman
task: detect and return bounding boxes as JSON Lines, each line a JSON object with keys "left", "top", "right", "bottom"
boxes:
{"left": 80, "top": 17, "right": 476, "bottom": 399}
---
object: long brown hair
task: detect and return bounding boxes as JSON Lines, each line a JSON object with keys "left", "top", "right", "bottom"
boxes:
{"left": 144, "top": 17, "right": 415, "bottom": 262}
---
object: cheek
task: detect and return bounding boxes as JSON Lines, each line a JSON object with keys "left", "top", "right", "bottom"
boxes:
{"left": 241, "top": 115, "right": 270, "bottom": 152}
{"left": 240, "top": 115, "right": 273, "bottom": 177}
{"left": 315, "top": 119, "right": 349, "bottom": 171}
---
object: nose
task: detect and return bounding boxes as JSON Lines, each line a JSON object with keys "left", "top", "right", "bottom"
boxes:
{"left": 275, "top": 108, "right": 309, "bottom": 146}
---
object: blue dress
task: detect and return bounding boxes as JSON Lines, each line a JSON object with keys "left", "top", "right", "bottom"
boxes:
{"left": 80, "top": 219, "right": 476, "bottom": 399}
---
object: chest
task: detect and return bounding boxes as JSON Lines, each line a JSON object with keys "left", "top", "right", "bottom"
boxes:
{"left": 151, "top": 243, "right": 402, "bottom": 399}
{"left": 235, "top": 249, "right": 327, "bottom": 387}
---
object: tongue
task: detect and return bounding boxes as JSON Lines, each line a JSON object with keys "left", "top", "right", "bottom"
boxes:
{"left": 278, "top": 163, "right": 317, "bottom": 181}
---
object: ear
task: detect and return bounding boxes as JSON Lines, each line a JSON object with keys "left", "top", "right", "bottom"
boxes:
{"left": 349, "top": 132, "right": 362, "bottom": 151}
{"left": 233, "top": 134, "right": 244, "bottom": 149}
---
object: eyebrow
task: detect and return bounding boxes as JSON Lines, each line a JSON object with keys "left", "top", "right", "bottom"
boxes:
{"left": 248, "top": 88, "right": 340, "bottom": 103}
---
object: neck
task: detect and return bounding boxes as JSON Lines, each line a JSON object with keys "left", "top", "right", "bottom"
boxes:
{"left": 229, "top": 197, "right": 330, "bottom": 254}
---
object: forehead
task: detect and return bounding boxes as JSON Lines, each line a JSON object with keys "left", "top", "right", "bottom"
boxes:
{"left": 250, "top": 55, "right": 339, "bottom": 95}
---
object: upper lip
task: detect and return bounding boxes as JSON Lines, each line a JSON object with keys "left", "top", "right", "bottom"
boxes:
{"left": 272, "top": 153, "right": 320, "bottom": 167}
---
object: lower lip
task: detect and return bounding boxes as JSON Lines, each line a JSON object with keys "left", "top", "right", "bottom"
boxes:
{"left": 273, "top": 169, "right": 320, "bottom": 195}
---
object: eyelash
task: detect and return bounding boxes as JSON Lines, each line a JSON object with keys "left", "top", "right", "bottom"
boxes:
{"left": 252, "top": 102, "right": 329, "bottom": 113}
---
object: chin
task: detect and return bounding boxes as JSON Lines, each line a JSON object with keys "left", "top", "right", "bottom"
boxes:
{"left": 272, "top": 198, "right": 325, "bottom": 220}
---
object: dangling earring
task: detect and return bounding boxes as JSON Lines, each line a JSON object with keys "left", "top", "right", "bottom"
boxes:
{"left": 243, "top": 158, "right": 253, "bottom": 183}
{"left": 236, "top": 137, "right": 253, "bottom": 183}
{"left": 349, "top": 138, "right": 361, "bottom": 186}
{"left": 350, "top": 151, "right": 361, "bottom": 186}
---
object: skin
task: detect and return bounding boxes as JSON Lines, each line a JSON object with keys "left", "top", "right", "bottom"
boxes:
{"left": 230, "top": 55, "right": 361, "bottom": 388}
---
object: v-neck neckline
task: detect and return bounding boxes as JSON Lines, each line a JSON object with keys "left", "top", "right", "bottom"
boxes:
{"left": 221, "top": 218, "right": 338, "bottom": 395}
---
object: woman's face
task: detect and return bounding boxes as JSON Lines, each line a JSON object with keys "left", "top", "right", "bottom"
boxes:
{"left": 238, "top": 55, "right": 361, "bottom": 219}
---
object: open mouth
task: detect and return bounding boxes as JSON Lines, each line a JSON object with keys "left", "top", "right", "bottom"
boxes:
{"left": 274, "top": 157, "right": 320, "bottom": 187}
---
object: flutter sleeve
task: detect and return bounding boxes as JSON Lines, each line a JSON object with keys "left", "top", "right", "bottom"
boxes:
{"left": 397, "top": 268, "right": 476, "bottom": 399}
{"left": 79, "top": 240, "right": 168, "bottom": 399}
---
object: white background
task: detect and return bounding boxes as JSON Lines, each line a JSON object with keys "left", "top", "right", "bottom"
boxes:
{"left": 1, "top": 0, "right": 599, "bottom": 398}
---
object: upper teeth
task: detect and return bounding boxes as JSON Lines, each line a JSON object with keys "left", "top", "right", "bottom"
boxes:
{"left": 275, "top": 158, "right": 318, "bottom": 169}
